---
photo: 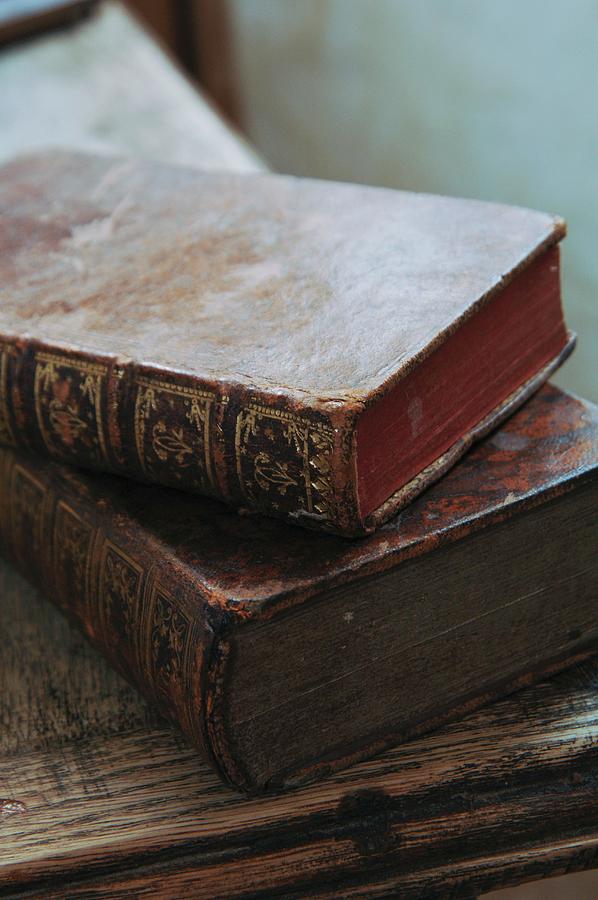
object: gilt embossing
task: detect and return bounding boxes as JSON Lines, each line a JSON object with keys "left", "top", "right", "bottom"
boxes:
{"left": 0, "top": 343, "right": 15, "bottom": 447}
{"left": 53, "top": 501, "right": 94, "bottom": 614}
{"left": 254, "top": 452, "right": 300, "bottom": 494}
{"left": 152, "top": 422, "right": 193, "bottom": 466}
{"left": 151, "top": 589, "right": 190, "bottom": 688}
{"left": 98, "top": 540, "right": 143, "bottom": 679}
{"left": 133, "top": 377, "right": 220, "bottom": 492}
{"left": 33, "top": 352, "right": 108, "bottom": 465}
{"left": 10, "top": 465, "right": 46, "bottom": 568}
{"left": 235, "top": 404, "right": 336, "bottom": 522}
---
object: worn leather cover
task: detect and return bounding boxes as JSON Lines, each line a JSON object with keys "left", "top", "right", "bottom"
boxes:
{"left": 0, "top": 384, "right": 596, "bottom": 791}
{"left": 0, "top": 150, "right": 571, "bottom": 534}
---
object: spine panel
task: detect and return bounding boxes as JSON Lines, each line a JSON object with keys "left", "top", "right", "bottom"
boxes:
{"left": 0, "top": 338, "right": 359, "bottom": 534}
{"left": 0, "top": 442, "right": 220, "bottom": 764}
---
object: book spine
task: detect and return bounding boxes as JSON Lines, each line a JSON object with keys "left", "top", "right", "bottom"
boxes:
{"left": 0, "top": 443, "right": 228, "bottom": 775}
{"left": 0, "top": 338, "right": 361, "bottom": 535}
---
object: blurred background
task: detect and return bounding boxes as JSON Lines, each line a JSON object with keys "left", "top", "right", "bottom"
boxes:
{"left": 135, "top": 0, "right": 597, "bottom": 401}
{"left": 1, "top": 0, "right": 595, "bottom": 401}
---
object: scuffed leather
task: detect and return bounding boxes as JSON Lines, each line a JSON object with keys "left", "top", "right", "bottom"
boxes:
{"left": 0, "top": 150, "right": 568, "bottom": 535}
{"left": 0, "top": 150, "right": 564, "bottom": 401}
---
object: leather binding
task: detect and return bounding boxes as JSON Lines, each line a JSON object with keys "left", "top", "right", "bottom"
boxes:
{"left": 0, "top": 384, "right": 596, "bottom": 793}
{"left": 0, "top": 150, "right": 574, "bottom": 536}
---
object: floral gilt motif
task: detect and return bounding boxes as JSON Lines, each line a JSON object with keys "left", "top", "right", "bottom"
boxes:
{"left": 10, "top": 466, "right": 45, "bottom": 564}
{"left": 235, "top": 403, "right": 336, "bottom": 523}
{"left": 99, "top": 542, "right": 143, "bottom": 668}
{"left": 133, "top": 377, "right": 218, "bottom": 492}
{"left": 48, "top": 399, "right": 89, "bottom": 444}
{"left": 152, "top": 422, "right": 193, "bottom": 466}
{"left": 254, "top": 452, "right": 299, "bottom": 494}
{"left": 151, "top": 590, "right": 190, "bottom": 688}
{"left": 33, "top": 352, "right": 108, "bottom": 465}
{"left": 54, "top": 503, "right": 92, "bottom": 592}
{"left": 0, "top": 343, "right": 15, "bottom": 447}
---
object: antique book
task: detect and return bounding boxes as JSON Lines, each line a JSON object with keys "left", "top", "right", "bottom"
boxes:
{"left": 0, "top": 150, "right": 574, "bottom": 536}
{"left": 0, "top": 384, "right": 596, "bottom": 793}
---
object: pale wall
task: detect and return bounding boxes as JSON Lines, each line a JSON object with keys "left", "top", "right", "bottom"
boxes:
{"left": 230, "top": 0, "right": 597, "bottom": 400}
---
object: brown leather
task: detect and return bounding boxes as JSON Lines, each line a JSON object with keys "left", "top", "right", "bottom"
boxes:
{"left": 0, "top": 150, "right": 569, "bottom": 534}
{"left": 0, "top": 384, "right": 596, "bottom": 791}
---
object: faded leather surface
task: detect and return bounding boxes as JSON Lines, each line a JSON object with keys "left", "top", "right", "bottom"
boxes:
{"left": 0, "top": 150, "right": 564, "bottom": 402}
{"left": 0, "top": 150, "right": 569, "bottom": 535}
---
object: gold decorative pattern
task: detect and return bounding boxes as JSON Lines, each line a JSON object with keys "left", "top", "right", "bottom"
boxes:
{"left": 134, "top": 377, "right": 220, "bottom": 493}
{"left": 148, "top": 582, "right": 192, "bottom": 702}
{"left": 0, "top": 449, "right": 12, "bottom": 535}
{"left": 0, "top": 342, "right": 15, "bottom": 447}
{"left": 33, "top": 351, "right": 109, "bottom": 465}
{"left": 53, "top": 501, "right": 94, "bottom": 615}
{"left": 98, "top": 539, "right": 144, "bottom": 678}
{"left": 2, "top": 449, "right": 198, "bottom": 735}
{"left": 10, "top": 464, "right": 47, "bottom": 569}
{"left": 235, "top": 404, "right": 336, "bottom": 522}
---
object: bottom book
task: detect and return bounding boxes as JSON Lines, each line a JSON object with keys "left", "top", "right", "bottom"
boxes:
{"left": 0, "top": 384, "right": 596, "bottom": 793}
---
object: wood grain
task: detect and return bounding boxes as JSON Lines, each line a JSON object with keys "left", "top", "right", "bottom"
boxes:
{"left": 0, "top": 559, "right": 160, "bottom": 757}
{"left": 1, "top": 561, "right": 597, "bottom": 897}
{"left": 0, "top": 3, "right": 596, "bottom": 897}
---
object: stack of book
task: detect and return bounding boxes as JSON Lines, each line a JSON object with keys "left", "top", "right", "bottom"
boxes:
{"left": 0, "top": 149, "right": 596, "bottom": 793}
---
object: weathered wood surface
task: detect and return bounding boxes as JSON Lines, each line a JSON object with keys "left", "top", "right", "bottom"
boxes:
{"left": 0, "top": 3, "right": 597, "bottom": 897}
{"left": 2, "top": 563, "right": 598, "bottom": 898}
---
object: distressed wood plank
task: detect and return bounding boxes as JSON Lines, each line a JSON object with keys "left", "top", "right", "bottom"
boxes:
{"left": 0, "top": 561, "right": 160, "bottom": 755}
{"left": 1, "top": 565, "right": 597, "bottom": 897}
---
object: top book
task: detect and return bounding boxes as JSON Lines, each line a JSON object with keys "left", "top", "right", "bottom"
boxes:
{"left": 0, "top": 151, "right": 573, "bottom": 536}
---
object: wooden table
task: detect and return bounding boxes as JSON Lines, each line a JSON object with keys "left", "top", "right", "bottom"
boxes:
{"left": 1, "top": 4, "right": 597, "bottom": 897}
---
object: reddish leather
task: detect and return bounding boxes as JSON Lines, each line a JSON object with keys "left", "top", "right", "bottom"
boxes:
{"left": 356, "top": 247, "right": 567, "bottom": 516}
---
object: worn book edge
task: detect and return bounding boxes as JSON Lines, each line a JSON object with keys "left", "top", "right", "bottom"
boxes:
{"left": 0, "top": 152, "right": 571, "bottom": 534}
{"left": 363, "top": 334, "right": 576, "bottom": 532}
{"left": 0, "top": 333, "right": 575, "bottom": 538}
